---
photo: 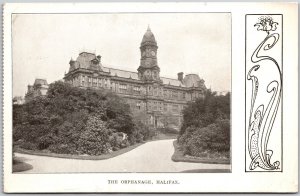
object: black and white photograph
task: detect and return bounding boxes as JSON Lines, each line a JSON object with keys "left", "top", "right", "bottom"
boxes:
{"left": 12, "top": 13, "right": 231, "bottom": 173}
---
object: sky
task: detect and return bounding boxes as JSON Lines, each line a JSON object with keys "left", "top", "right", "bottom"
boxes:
{"left": 12, "top": 13, "right": 231, "bottom": 97}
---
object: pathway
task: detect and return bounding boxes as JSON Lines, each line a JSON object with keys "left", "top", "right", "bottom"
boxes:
{"left": 15, "top": 139, "right": 230, "bottom": 173}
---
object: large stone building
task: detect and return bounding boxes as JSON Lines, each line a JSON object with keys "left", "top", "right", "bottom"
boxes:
{"left": 64, "top": 27, "right": 207, "bottom": 128}
{"left": 25, "top": 79, "right": 49, "bottom": 103}
{"left": 13, "top": 96, "right": 25, "bottom": 105}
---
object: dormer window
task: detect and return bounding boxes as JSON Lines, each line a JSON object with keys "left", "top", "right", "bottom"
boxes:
{"left": 91, "top": 58, "right": 99, "bottom": 65}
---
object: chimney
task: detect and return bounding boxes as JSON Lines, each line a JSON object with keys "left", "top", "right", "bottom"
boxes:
{"left": 96, "top": 55, "right": 102, "bottom": 62}
{"left": 69, "top": 59, "right": 75, "bottom": 67}
{"left": 177, "top": 72, "right": 183, "bottom": 81}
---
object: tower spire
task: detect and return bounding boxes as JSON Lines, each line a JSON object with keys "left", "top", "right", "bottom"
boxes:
{"left": 138, "top": 26, "right": 160, "bottom": 81}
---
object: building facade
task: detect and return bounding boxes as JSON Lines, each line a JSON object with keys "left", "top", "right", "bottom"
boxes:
{"left": 64, "top": 27, "right": 207, "bottom": 128}
{"left": 13, "top": 96, "right": 25, "bottom": 105}
{"left": 25, "top": 79, "right": 49, "bottom": 103}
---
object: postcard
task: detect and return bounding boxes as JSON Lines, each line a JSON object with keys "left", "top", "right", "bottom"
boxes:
{"left": 3, "top": 2, "right": 298, "bottom": 193}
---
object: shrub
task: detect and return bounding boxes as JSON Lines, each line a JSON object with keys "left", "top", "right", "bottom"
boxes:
{"left": 157, "top": 127, "right": 178, "bottom": 135}
{"left": 77, "top": 115, "right": 112, "bottom": 155}
{"left": 109, "top": 132, "right": 130, "bottom": 151}
{"left": 177, "top": 126, "right": 197, "bottom": 145}
{"left": 13, "top": 125, "right": 25, "bottom": 143}
{"left": 180, "top": 90, "right": 230, "bottom": 135}
{"left": 13, "top": 81, "right": 153, "bottom": 155}
{"left": 179, "top": 119, "right": 230, "bottom": 157}
{"left": 128, "top": 130, "right": 143, "bottom": 145}
{"left": 48, "top": 143, "right": 77, "bottom": 154}
{"left": 20, "top": 142, "right": 37, "bottom": 150}
{"left": 133, "top": 121, "right": 156, "bottom": 141}
{"left": 177, "top": 90, "right": 230, "bottom": 158}
{"left": 37, "top": 135, "right": 55, "bottom": 150}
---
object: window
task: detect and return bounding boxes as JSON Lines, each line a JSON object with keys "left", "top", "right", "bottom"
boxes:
{"left": 148, "top": 86, "right": 152, "bottom": 95}
{"left": 93, "top": 78, "right": 97, "bottom": 87}
{"left": 153, "top": 71, "right": 157, "bottom": 79}
{"left": 164, "top": 90, "right": 168, "bottom": 98}
{"left": 119, "top": 84, "right": 127, "bottom": 93}
{"left": 88, "top": 77, "right": 92, "bottom": 86}
{"left": 136, "top": 101, "right": 141, "bottom": 110}
{"left": 104, "top": 79, "right": 108, "bottom": 88}
{"left": 97, "top": 78, "right": 101, "bottom": 87}
{"left": 81, "top": 76, "right": 85, "bottom": 86}
{"left": 111, "top": 82, "right": 114, "bottom": 91}
{"left": 173, "top": 91, "right": 178, "bottom": 99}
{"left": 172, "top": 104, "right": 179, "bottom": 113}
{"left": 159, "top": 102, "right": 162, "bottom": 111}
{"left": 164, "top": 104, "right": 167, "bottom": 111}
{"left": 134, "top": 86, "right": 141, "bottom": 94}
{"left": 154, "top": 102, "right": 157, "bottom": 110}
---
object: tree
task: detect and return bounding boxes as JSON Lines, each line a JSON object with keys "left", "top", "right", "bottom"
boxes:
{"left": 180, "top": 90, "right": 230, "bottom": 134}
{"left": 178, "top": 90, "right": 231, "bottom": 158}
{"left": 13, "top": 81, "right": 149, "bottom": 155}
{"left": 77, "top": 114, "right": 112, "bottom": 155}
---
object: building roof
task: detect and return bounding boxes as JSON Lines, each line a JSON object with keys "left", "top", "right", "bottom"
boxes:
{"left": 161, "top": 77, "right": 185, "bottom": 87}
{"left": 68, "top": 50, "right": 205, "bottom": 89}
{"left": 102, "top": 66, "right": 139, "bottom": 80}
{"left": 183, "top": 74, "right": 206, "bottom": 88}
{"left": 34, "top": 79, "right": 48, "bottom": 86}
{"left": 141, "top": 26, "right": 157, "bottom": 46}
{"left": 70, "top": 52, "right": 102, "bottom": 71}
{"left": 103, "top": 65, "right": 185, "bottom": 87}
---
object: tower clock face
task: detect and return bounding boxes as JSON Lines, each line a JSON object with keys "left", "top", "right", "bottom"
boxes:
{"left": 151, "top": 51, "right": 155, "bottom": 56}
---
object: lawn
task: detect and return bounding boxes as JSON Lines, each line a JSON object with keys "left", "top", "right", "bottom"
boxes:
{"left": 171, "top": 140, "right": 231, "bottom": 164}
{"left": 13, "top": 157, "right": 33, "bottom": 172}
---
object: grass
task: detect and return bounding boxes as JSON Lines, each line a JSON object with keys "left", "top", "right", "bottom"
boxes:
{"left": 15, "top": 142, "right": 145, "bottom": 160}
{"left": 15, "top": 132, "right": 178, "bottom": 161}
{"left": 13, "top": 157, "right": 33, "bottom": 172}
{"left": 171, "top": 140, "right": 231, "bottom": 164}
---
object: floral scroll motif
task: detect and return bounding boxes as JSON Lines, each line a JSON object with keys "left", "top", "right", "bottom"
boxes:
{"left": 254, "top": 16, "right": 278, "bottom": 35}
{"left": 247, "top": 16, "right": 282, "bottom": 171}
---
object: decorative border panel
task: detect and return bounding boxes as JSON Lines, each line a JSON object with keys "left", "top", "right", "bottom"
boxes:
{"left": 245, "top": 14, "right": 283, "bottom": 172}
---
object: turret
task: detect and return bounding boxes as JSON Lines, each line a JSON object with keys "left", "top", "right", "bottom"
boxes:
{"left": 137, "top": 26, "right": 160, "bottom": 81}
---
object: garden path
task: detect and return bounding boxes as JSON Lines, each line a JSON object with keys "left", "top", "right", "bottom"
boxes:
{"left": 15, "top": 139, "right": 230, "bottom": 173}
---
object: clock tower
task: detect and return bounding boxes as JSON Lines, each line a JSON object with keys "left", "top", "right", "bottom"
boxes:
{"left": 138, "top": 26, "right": 160, "bottom": 81}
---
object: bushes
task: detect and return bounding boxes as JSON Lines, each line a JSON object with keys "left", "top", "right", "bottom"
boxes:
{"left": 178, "top": 90, "right": 231, "bottom": 158}
{"left": 180, "top": 90, "right": 230, "bottom": 135}
{"left": 179, "top": 120, "right": 230, "bottom": 158}
{"left": 157, "top": 127, "right": 178, "bottom": 135}
{"left": 13, "top": 81, "right": 149, "bottom": 156}
{"left": 109, "top": 132, "right": 130, "bottom": 151}
{"left": 128, "top": 121, "right": 156, "bottom": 145}
{"left": 77, "top": 115, "right": 112, "bottom": 155}
{"left": 19, "top": 142, "right": 38, "bottom": 150}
